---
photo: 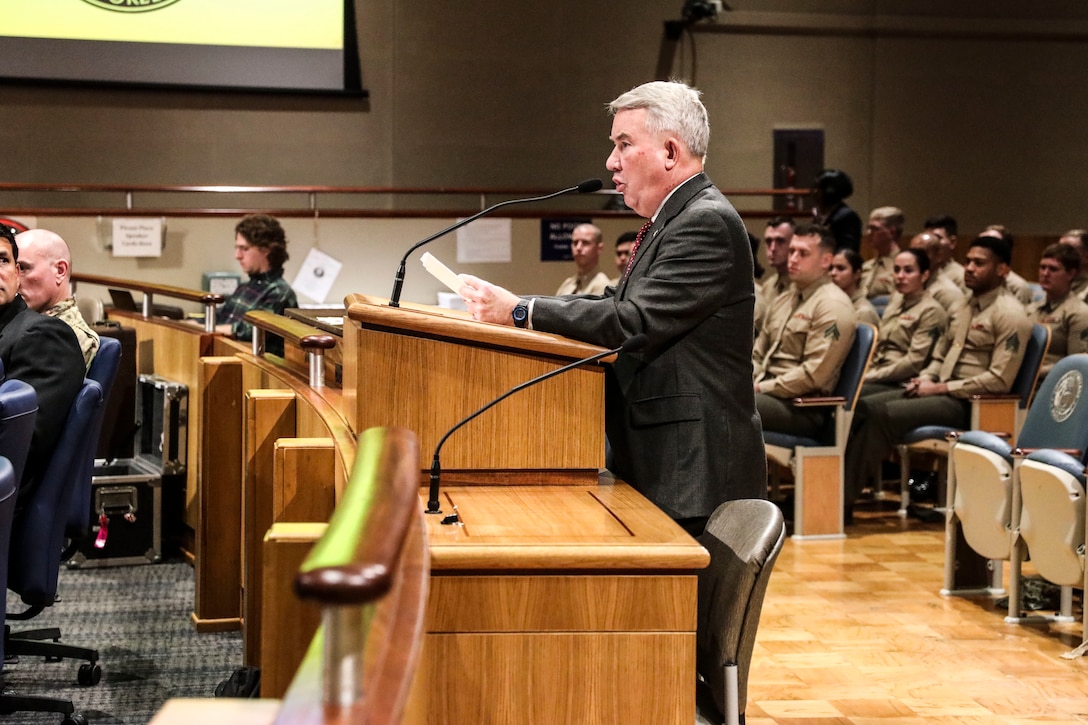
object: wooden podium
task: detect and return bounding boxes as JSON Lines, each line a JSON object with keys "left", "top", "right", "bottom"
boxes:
{"left": 339, "top": 295, "right": 708, "bottom": 724}
{"left": 342, "top": 294, "right": 610, "bottom": 485}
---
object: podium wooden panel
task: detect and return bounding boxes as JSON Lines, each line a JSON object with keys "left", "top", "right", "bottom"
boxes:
{"left": 343, "top": 295, "right": 610, "bottom": 483}
{"left": 413, "top": 482, "right": 708, "bottom": 725}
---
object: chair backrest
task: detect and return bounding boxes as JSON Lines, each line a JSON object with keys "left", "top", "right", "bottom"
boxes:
{"left": 8, "top": 379, "right": 106, "bottom": 605}
{"left": 76, "top": 295, "right": 105, "bottom": 326}
{"left": 1011, "top": 323, "right": 1050, "bottom": 411}
{"left": 87, "top": 336, "right": 122, "bottom": 403}
{"left": 696, "top": 498, "right": 787, "bottom": 721}
{"left": 834, "top": 322, "right": 877, "bottom": 413}
{"left": 67, "top": 336, "right": 122, "bottom": 537}
{"left": 1016, "top": 353, "right": 1088, "bottom": 455}
{"left": 0, "top": 379, "right": 39, "bottom": 486}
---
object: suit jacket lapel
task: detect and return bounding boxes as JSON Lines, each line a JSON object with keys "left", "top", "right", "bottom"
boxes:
{"left": 617, "top": 172, "right": 713, "bottom": 296}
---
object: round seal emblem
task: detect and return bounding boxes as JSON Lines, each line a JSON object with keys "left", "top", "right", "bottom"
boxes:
{"left": 81, "top": 0, "right": 181, "bottom": 12}
{"left": 1050, "top": 369, "right": 1082, "bottom": 423}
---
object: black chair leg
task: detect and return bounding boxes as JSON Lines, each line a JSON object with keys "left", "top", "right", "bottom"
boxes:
{"left": 5, "top": 626, "right": 101, "bottom": 685}
{"left": 0, "top": 685, "right": 88, "bottom": 725}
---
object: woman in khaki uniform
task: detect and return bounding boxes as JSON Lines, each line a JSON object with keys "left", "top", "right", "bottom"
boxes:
{"left": 830, "top": 249, "right": 881, "bottom": 328}
{"left": 863, "top": 248, "right": 948, "bottom": 393}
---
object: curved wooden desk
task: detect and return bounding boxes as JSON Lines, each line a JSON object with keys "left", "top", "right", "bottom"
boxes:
{"left": 110, "top": 286, "right": 709, "bottom": 724}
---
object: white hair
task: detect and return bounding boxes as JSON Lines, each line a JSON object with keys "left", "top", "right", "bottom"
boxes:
{"left": 608, "top": 80, "right": 709, "bottom": 160}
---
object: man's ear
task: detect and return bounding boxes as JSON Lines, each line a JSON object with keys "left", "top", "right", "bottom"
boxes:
{"left": 663, "top": 138, "right": 680, "bottom": 169}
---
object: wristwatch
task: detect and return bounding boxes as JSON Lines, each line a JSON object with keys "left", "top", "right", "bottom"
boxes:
{"left": 511, "top": 300, "right": 529, "bottom": 328}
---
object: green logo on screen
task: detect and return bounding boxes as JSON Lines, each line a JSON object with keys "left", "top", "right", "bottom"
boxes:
{"left": 80, "top": 0, "right": 181, "bottom": 12}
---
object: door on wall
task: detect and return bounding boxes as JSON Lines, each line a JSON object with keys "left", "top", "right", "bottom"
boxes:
{"left": 772, "top": 129, "right": 824, "bottom": 215}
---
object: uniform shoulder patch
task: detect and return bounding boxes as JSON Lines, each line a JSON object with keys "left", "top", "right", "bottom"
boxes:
{"left": 824, "top": 323, "right": 840, "bottom": 341}
{"left": 1005, "top": 332, "right": 1021, "bottom": 352}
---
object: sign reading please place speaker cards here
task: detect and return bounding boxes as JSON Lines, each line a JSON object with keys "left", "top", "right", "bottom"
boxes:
{"left": 112, "top": 218, "right": 163, "bottom": 257}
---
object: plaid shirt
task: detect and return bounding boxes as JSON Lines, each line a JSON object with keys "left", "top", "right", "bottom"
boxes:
{"left": 216, "top": 269, "right": 297, "bottom": 345}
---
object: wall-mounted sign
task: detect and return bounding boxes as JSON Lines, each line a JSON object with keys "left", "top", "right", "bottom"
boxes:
{"left": 112, "top": 218, "right": 164, "bottom": 257}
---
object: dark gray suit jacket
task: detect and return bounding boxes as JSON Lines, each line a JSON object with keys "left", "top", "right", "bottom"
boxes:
{"left": 0, "top": 296, "right": 85, "bottom": 505}
{"left": 532, "top": 173, "right": 766, "bottom": 519}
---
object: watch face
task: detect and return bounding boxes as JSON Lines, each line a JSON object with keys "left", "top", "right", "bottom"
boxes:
{"left": 512, "top": 304, "right": 528, "bottom": 325}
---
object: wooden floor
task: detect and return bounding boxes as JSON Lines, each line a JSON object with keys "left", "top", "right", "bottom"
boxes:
{"left": 745, "top": 503, "right": 1088, "bottom": 724}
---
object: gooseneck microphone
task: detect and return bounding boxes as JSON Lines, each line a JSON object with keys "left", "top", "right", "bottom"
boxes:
{"left": 426, "top": 333, "right": 648, "bottom": 519}
{"left": 388, "top": 178, "right": 604, "bottom": 307}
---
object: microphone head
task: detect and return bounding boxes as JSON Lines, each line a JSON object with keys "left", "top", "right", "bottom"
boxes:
{"left": 622, "top": 334, "right": 649, "bottom": 352}
{"left": 576, "top": 178, "right": 604, "bottom": 193}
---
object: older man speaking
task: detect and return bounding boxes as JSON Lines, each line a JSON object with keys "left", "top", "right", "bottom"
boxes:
{"left": 460, "top": 80, "right": 765, "bottom": 536}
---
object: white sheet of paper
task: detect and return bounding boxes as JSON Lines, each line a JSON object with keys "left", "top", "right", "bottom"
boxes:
{"left": 421, "top": 252, "right": 465, "bottom": 293}
{"left": 456, "top": 217, "right": 511, "bottom": 263}
{"left": 292, "top": 247, "right": 342, "bottom": 303}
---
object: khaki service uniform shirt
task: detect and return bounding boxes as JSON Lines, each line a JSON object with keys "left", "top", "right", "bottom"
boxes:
{"left": 861, "top": 251, "right": 898, "bottom": 299}
{"left": 753, "top": 277, "right": 857, "bottom": 398}
{"left": 926, "top": 273, "right": 966, "bottom": 314}
{"left": 938, "top": 260, "right": 967, "bottom": 294}
{"left": 866, "top": 290, "right": 947, "bottom": 384}
{"left": 849, "top": 288, "right": 880, "bottom": 328}
{"left": 1028, "top": 292, "right": 1088, "bottom": 377}
{"left": 556, "top": 270, "right": 610, "bottom": 296}
{"left": 1004, "top": 269, "right": 1034, "bottom": 308}
{"left": 920, "top": 287, "right": 1033, "bottom": 398}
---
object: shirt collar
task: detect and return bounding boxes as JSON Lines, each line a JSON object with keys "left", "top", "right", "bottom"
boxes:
{"left": 970, "top": 285, "right": 1004, "bottom": 311}
{"left": 797, "top": 276, "right": 831, "bottom": 302}
{"left": 650, "top": 172, "right": 702, "bottom": 223}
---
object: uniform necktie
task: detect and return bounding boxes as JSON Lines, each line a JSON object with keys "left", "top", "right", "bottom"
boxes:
{"left": 622, "top": 220, "right": 654, "bottom": 279}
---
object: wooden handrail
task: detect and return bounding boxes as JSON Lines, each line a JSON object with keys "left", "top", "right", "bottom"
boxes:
{"left": 73, "top": 272, "right": 224, "bottom": 332}
{"left": 246, "top": 310, "right": 338, "bottom": 349}
{"left": 295, "top": 427, "right": 421, "bottom": 606}
{"left": 1, "top": 182, "right": 815, "bottom": 220}
{"left": 72, "top": 272, "right": 224, "bottom": 306}
{"left": 275, "top": 427, "right": 424, "bottom": 721}
{"left": 245, "top": 310, "right": 338, "bottom": 387}
{"left": 0, "top": 181, "right": 811, "bottom": 197}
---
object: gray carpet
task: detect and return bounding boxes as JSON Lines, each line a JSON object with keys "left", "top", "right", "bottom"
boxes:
{"left": 3, "top": 560, "right": 243, "bottom": 724}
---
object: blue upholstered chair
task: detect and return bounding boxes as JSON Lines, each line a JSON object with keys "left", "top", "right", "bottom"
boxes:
{"left": 4, "top": 377, "right": 109, "bottom": 722}
{"left": 896, "top": 322, "right": 1049, "bottom": 515}
{"left": 0, "top": 378, "right": 39, "bottom": 486}
{"left": 943, "top": 354, "right": 1088, "bottom": 624}
{"left": 0, "top": 381, "right": 92, "bottom": 723}
{"left": 64, "top": 336, "right": 122, "bottom": 553}
{"left": 0, "top": 456, "right": 89, "bottom": 725}
{"left": 696, "top": 499, "right": 786, "bottom": 725}
{"left": 763, "top": 322, "right": 876, "bottom": 538}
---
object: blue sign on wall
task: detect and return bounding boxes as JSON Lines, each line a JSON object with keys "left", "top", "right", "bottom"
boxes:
{"left": 540, "top": 218, "right": 591, "bottom": 262}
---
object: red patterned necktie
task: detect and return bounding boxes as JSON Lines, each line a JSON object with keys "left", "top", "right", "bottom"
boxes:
{"left": 623, "top": 220, "right": 653, "bottom": 279}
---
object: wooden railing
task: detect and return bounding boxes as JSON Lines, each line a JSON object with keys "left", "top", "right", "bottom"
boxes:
{"left": 73, "top": 272, "right": 224, "bottom": 332}
{"left": 245, "top": 310, "right": 338, "bottom": 387}
{"left": 274, "top": 427, "right": 428, "bottom": 725}
{"left": 1, "top": 182, "right": 814, "bottom": 220}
